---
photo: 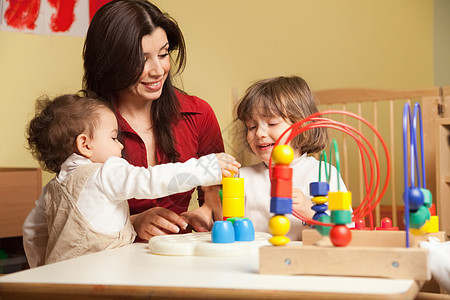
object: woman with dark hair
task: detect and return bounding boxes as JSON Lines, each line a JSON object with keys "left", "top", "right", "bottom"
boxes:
{"left": 82, "top": 0, "right": 226, "bottom": 240}
{"left": 23, "top": 0, "right": 226, "bottom": 262}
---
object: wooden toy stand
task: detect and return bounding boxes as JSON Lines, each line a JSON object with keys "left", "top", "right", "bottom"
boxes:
{"left": 259, "top": 230, "right": 445, "bottom": 281}
{"left": 302, "top": 228, "right": 446, "bottom": 248}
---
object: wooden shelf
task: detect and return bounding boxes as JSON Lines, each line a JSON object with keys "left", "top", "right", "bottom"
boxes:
{"left": 0, "top": 168, "right": 41, "bottom": 238}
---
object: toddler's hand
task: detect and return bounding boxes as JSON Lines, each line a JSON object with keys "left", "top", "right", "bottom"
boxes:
{"left": 215, "top": 153, "right": 241, "bottom": 177}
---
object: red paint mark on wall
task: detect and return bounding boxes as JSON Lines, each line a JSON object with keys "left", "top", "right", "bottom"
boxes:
{"left": 89, "top": 0, "right": 112, "bottom": 22}
{"left": 47, "top": 0, "right": 78, "bottom": 32}
{"left": 4, "top": 0, "right": 41, "bottom": 30}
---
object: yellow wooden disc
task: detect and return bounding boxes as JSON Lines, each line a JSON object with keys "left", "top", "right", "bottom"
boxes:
{"left": 269, "top": 235, "right": 290, "bottom": 246}
{"left": 311, "top": 196, "right": 328, "bottom": 205}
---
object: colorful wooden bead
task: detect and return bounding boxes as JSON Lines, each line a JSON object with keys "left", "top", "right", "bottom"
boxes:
{"left": 271, "top": 145, "right": 294, "bottom": 165}
{"left": 270, "top": 179, "right": 292, "bottom": 198}
{"left": 268, "top": 215, "right": 291, "bottom": 246}
{"left": 329, "top": 225, "right": 352, "bottom": 247}
{"left": 330, "top": 210, "right": 352, "bottom": 225}
{"left": 408, "top": 205, "right": 430, "bottom": 229}
{"left": 420, "top": 188, "right": 432, "bottom": 208}
{"left": 270, "top": 197, "right": 293, "bottom": 214}
{"left": 269, "top": 235, "right": 291, "bottom": 246}
{"left": 309, "top": 181, "right": 329, "bottom": 197}
{"left": 311, "top": 196, "right": 328, "bottom": 205}
{"left": 268, "top": 215, "right": 290, "bottom": 236}
{"left": 272, "top": 165, "right": 293, "bottom": 180}
{"left": 328, "top": 191, "right": 352, "bottom": 211}
{"left": 408, "top": 187, "right": 424, "bottom": 211}
{"left": 316, "top": 214, "right": 332, "bottom": 236}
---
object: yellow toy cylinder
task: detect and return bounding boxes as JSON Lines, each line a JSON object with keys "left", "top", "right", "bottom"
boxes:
{"left": 222, "top": 197, "right": 245, "bottom": 218}
{"left": 222, "top": 177, "right": 244, "bottom": 198}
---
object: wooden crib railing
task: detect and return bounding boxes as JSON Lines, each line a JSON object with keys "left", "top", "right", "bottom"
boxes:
{"left": 315, "top": 87, "right": 448, "bottom": 229}
{"left": 436, "top": 87, "right": 450, "bottom": 237}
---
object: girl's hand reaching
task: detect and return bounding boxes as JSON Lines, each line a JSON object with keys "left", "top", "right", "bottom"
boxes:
{"left": 292, "top": 188, "right": 315, "bottom": 219}
{"left": 214, "top": 153, "right": 241, "bottom": 177}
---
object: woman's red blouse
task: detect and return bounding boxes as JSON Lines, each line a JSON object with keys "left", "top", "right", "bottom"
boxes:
{"left": 116, "top": 90, "right": 225, "bottom": 215}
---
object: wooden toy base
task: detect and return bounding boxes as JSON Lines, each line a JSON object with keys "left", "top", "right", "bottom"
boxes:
{"left": 259, "top": 244, "right": 430, "bottom": 280}
{"left": 302, "top": 229, "right": 447, "bottom": 247}
{"left": 259, "top": 230, "right": 447, "bottom": 280}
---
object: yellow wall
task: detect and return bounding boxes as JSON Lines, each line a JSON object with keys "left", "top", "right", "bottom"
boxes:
{"left": 0, "top": 33, "right": 84, "bottom": 184}
{"left": 435, "top": 0, "right": 450, "bottom": 86}
{"left": 0, "top": 0, "right": 434, "bottom": 185}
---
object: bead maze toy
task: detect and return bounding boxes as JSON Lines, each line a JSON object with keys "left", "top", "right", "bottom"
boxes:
{"left": 402, "top": 102, "right": 439, "bottom": 241}
{"left": 268, "top": 145, "right": 294, "bottom": 246}
{"left": 259, "top": 106, "right": 445, "bottom": 280}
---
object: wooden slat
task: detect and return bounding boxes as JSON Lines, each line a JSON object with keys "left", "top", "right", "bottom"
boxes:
{"left": 435, "top": 118, "right": 450, "bottom": 238}
{"left": 357, "top": 102, "right": 363, "bottom": 207}
{"left": 437, "top": 87, "right": 450, "bottom": 238}
{"left": 421, "top": 96, "right": 440, "bottom": 211}
{"left": 373, "top": 102, "right": 380, "bottom": 226}
{"left": 342, "top": 104, "right": 349, "bottom": 185}
{"left": 389, "top": 100, "right": 397, "bottom": 227}
{"left": 315, "top": 88, "right": 441, "bottom": 104}
{"left": 443, "top": 86, "right": 450, "bottom": 99}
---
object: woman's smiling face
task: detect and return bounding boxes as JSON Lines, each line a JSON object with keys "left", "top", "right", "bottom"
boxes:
{"left": 123, "top": 27, "right": 171, "bottom": 103}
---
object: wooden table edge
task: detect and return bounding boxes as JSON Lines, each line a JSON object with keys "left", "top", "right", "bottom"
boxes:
{"left": 0, "top": 280, "right": 422, "bottom": 300}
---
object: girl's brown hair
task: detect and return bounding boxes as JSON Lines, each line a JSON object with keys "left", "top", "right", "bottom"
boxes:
{"left": 236, "top": 76, "right": 328, "bottom": 154}
{"left": 26, "top": 92, "right": 112, "bottom": 173}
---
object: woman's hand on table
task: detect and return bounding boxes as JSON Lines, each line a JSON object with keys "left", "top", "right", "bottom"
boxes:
{"left": 180, "top": 205, "right": 214, "bottom": 233}
{"left": 180, "top": 184, "right": 223, "bottom": 232}
{"left": 130, "top": 207, "right": 188, "bottom": 241}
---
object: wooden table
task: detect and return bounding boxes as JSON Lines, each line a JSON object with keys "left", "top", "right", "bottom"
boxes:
{"left": 0, "top": 243, "right": 421, "bottom": 299}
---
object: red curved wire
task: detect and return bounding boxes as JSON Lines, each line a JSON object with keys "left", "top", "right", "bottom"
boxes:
{"left": 269, "top": 110, "right": 391, "bottom": 229}
{"left": 287, "top": 121, "right": 375, "bottom": 227}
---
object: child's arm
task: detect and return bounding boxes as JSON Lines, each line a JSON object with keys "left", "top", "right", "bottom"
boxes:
{"left": 22, "top": 185, "right": 50, "bottom": 268}
{"left": 182, "top": 153, "right": 240, "bottom": 231}
{"left": 93, "top": 153, "right": 239, "bottom": 201}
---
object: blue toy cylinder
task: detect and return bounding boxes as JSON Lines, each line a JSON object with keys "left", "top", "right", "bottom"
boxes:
{"left": 233, "top": 219, "right": 255, "bottom": 241}
{"left": 211, "top": 221, "right": 235, "bottom": 243}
